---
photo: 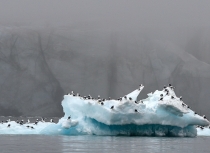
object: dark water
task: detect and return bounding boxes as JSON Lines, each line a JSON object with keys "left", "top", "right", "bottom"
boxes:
{"left": 0, "top": 135, "right": 210, "bottom": 153}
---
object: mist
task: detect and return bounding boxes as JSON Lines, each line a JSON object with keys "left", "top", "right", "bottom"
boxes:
{"left": 0, "top": 0, "right": 210, "bottom": 117}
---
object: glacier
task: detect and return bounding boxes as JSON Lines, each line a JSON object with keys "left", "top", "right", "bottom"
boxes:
{"left": 0, "top": 85, "right": 209, "bottom": 137}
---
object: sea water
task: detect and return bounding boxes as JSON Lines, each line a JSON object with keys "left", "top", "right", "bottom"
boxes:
{"left": 0, "top": 135, "right": 210, "bottom": 153}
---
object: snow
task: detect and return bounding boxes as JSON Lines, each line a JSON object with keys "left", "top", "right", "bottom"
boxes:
{"left": 197, "top": 126, "right": 210, "bottom": 136}
{"left": 0, "top": 85, "right": 209, "bottom": 137}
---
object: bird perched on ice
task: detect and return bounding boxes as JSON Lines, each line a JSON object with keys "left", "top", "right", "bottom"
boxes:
{"left": 110, "top": 106, "right": 114, "bottom": 109}
{"left": 138, "top": 84, "right": 143, "bottom": 90}
{"left": 68, "top": 116, "right": 71, "bottom": 120}
{"left": 26, "top": 119, "right": 30, "bottom": 124}
{"left": 203, "top": 115, "right": 207, "bottom": 119}
{"left": 134, "top": 109, "right": 138, "bottom": 113}
{"left": 50, "top": 119, "right": 54, "bottom": 123}
{"left": 41, "top": 118, "right": 45, "bottom": 122}
{"left": 7, "top": 124, "right": 10, "bottom": 128}
{"left": 34, "top": 119, "right": 39, "bottom": 125}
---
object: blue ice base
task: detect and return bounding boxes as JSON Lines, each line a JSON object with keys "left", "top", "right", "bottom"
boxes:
{"left": 41, "top": 118, "right": 197, "bottom": 137}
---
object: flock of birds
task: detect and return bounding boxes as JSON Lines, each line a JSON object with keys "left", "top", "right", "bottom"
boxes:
{"left": 1, "top": 117, "right": 55, "bottom": 129}
{"left": 67, "top": 83, "right": 209, "bottom": 130}
{"left": 1, "top": 116, "right": 73, "bottom": 129}
{"left": 1, "top": 84, "right": 209, "bottom": 131}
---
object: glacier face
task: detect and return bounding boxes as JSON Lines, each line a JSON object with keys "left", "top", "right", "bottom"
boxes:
{"left": 0, "top": 85, "right": 209, "bottom": 137}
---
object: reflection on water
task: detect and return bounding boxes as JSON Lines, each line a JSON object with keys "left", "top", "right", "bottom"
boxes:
{"left": 0, "top": 135, "right": 210, "bottom": 153}
{"left": 61, "top": 136, "right": 210, "bottom": 153}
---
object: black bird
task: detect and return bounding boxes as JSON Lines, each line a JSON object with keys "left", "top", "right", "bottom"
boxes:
{"left": 129, "top": 97, "right": 132, "bottom": 101}
{"left": 31, "top": 126, "right": 34, "bottom": 129}
{"left": 163, "top": 85, "right": 167, "bottom": 89}
{"left": 160, "top": 94, "right": 163, "bottom": 97}
{"left": 34, "top": 121, "right": 38, "bottom": 125}
{"left": 101, "top": 102, "right": 104, "bottom": 105}
{"left": 7, "top": 124, "right": 10, "bottom": 128}
{"left": 203, "top": 115, "right": 207, "bottom": 119}
{"left": 168, "top": 84, "right": 172, "bottom": 87}
{"left": 50, "top": 119, "right": 54, "bottom": 123}
{"left": 68, "top": 116, "right": 71, "bottom": 120}
{"left": 180, "top": 96, "right": 182, "bottom": 101}
{"left": 171, "top": 96, "right": 174, "bottom": 99}
{"left": 110, "top": 106, "right": 114, "bottom": 109}
{"left": 194, "top": 112, "right": 197, "bottom": 115}
{"left": 134, "top": 109, "right": 138, "bottom": 113}
{"left": 124, "top": 96, "right": 127, "bottom": 100}
{"left": 26, "top": 126, "right": 30, "bottom": 128}
{"left": 159, "top": 98, "right": 163, "bottom": 101}
{"left": 182, "top": 103, "right": 185, "bottom": 107}
{"left": 135, "top": 101, "right": 138, "bottom": 104}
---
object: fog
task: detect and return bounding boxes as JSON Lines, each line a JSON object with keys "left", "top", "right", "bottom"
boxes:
{"left": 0, "top": 1, "right": 210, "bottom": 117}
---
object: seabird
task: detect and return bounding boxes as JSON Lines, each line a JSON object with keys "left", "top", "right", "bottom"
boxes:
{"left": 26, "top": 125, "right": 30, "bottom": 128}
{"left": 98, "top": 95, "right": 100, "bottom": 99}
{"left": 180, "top": 96, "right": 182, "bottom": 101}
{"left": 50, "top": 119, "right": 54, "bottom": 123}
{"left": 163, "top": 85, "right": 167, "bottom": 89}
{"left": 135, "top": 101, "right": 138, "bottom": 104}
{"left": 101, "top": 102, "right": 104, "bottom": 105}
{"left": 138, "top": 84, "right": 143, "bottom": 90}
{"left": 110, "top": 106, "right": 114, "bottom": 109}
{"left": 109, "top": 97, "right": 111, "bottom": 100}
{"left": 124, "top": 96, "right": 127, "bottom": 100}
{"left": 160, "top": 94, "right": 163, "bottom": 97}
{"left": 159, "top": 98, "right": 163, "bottom": 101}
{"left": 171, "top": 96, "right": 174, "bottom": 99}
{"left": 203, "top": 115, "right": 207, "bottom": 119}
{"left": 68, "top": 116, "right": 71, "bottom": 120}
{"left": 34, "top": 121, "right": 38, "bottom": 125}
{"left": 20, "top": 120, "right": 24, "bottom": 125}
{"left": 134, "top": 109, "right": 138, "bottom": 113}
{"left": 31, "top": 126, "right": 34, "bottom": 129}
{"left": 129, "top": 97, "right": 132, "bottom": 101}
{"left": 7, "top": 124, "right": 10, "bottom": 128}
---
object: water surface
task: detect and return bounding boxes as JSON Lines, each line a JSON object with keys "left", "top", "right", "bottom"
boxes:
{"left": 0, "top": 135, "right": 209, "bottom": 153}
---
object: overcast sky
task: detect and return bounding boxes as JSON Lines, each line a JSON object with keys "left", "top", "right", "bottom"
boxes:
{"left": 0, "top": 0, "right": 210, "bottom": 29}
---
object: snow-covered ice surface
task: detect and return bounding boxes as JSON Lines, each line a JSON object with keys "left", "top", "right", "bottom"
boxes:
{"left": 197, "top": 126, "right": 210, "bottom": 136}
{"left": 0, "top": 86, "right": 209, "bottom": 137}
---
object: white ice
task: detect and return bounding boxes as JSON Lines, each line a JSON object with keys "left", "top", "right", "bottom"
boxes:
{"left": 0, "top": 85, "right": 209, "bottom": 137}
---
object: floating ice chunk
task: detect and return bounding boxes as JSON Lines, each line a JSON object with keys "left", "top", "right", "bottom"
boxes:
{"left": 61, "top": 118, "right": 78, "bottom": 129}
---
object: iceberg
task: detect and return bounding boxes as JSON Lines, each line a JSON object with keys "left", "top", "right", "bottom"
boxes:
{"left": 0, "top": 85, "right": 209, "bottom": 137}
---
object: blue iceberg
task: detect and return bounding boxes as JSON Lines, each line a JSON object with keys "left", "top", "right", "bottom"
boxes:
{"left": 0, "top": 85, "right": 209, "bottom": 137}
